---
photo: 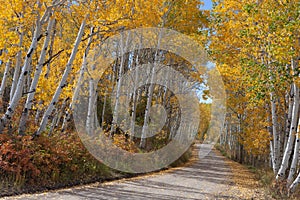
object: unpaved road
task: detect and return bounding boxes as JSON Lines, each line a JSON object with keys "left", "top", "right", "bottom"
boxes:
{"left": 1, "top": 144, "right": 260, "bottom": 199}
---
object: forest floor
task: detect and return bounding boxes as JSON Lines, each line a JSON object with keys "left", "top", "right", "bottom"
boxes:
{"left": 1, "top": 144, "right": 273, "bottom": 200}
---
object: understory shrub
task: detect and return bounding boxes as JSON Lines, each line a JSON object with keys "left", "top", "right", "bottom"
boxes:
{"left": 0, "top": 132, "right": 111, "bottom": 197}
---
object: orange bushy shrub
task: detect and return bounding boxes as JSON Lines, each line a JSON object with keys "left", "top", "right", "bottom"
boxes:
{"left": 0, "top": 132, "right": 111, "bottom": 196}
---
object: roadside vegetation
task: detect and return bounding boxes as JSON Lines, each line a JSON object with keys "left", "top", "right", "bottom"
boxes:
{"left": 0, "top": 0, "right": 299, "bottom": 198}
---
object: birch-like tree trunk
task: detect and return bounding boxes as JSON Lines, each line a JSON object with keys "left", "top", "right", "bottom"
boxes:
{"left": 0, "top": 61, "right": 10, "bottom": 99}
{"left": 139, "top": 57, "right": 162, "bottom": 148}
{"left": 101, "top": 88, "right": 107, "bottom": 129}
{"left": 18, "top": 18, "right": 55, "bottom": 135}
{"left": 62, "top": 27, "right": 95, "bottom": 133}
{"left": 290, "top": 170, "right": 300, "bottom": 193}
{"left": 110, "top": 32, "right": 129, "bottom": 138}
{"left": 288, "top": 57, "right": 300, "bottom": 192}
{"left": 129, "top": 69, "right": 139, "bottom": 140}
{"left": 287, "top": 116, "right": 300, "bottom": 186}
{"left": 0, "top": 13, "right": 44, "bottom": 133}
{"left": 270, "top": 91, "right": 281, "bottom": 174}
{"left": 266, "top": 104, "right": 277, "bottom": 173}
{"left": 290, "top": 130, "right": 300, "bottom": 192}
{"left": 10, "top": 33, "right": 23, "bottom": 102}
{"left": 278, "top": 98, "right": 285, "bottom": 166}
{"left": 270, "top": 139, "right": 275, "bottom": 170}
{"left": 287, "top": 58, "right": 300, "bottom": 185}
{"left": 83, "top": 28, "right": 97, "bottom": 135}
{"left": 45, "top": 19, "right": 57, "bottom": 79}
{"left": 86, "top": 78, "right": 96, "bottom": 135}
{"left": 129, "top": 48, "right": 142, "bottom": 140}
{"left": 285, "top": 85, "right": 294, "bottom": 151}
{"left": 35, "top": 18, "right": 86, "bottom": 136}
{"left": 61, "top": 27, "right": 94, "bottom": 133}
{"left": 277, "top": 59, "right": 299, "bottom": 179}
{"left": 60, "top": 107, "right": 70, "bottom": 132}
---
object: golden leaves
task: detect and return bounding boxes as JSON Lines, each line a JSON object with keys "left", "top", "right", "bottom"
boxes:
{"left": 208, "top": 0, "right": 300, "bottom": 156}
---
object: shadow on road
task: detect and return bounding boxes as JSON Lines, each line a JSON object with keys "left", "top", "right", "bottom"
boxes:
{"left": 4, "top": 144, "right": 238, "bottom": 200}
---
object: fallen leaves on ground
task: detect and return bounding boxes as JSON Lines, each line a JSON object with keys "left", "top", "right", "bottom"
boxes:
{"left": 217, "top": 151, "right": 274, "bottom": 200}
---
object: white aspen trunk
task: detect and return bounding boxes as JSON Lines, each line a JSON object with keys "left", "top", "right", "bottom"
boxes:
{"left": 61, "top": 27, "right": 94, "bottom": 132}
{"left": 100, "top": 63, "right": 116, "bottom": 130}
{"left": 86, "top": 79, "right": 96, "bottom": 135}
{"left": 45, "top": 20, "right": 56, "bottom": 79}
{"left": 225, "top": 122, "right": 229, "bottom": 147}
{"left": 162, "top": 85, "right": 169, "bottom": 107}
{"left": 267, "top": 104, "right": 277, "bottom": 173}
{"left": 18, "top": 18, "right": 55, "bottom": 135}
{"left": 76, "top": 27, "right": 94, "bottom": 134}
{"left": 289, "top": 57, "right": 300, "bottom": 193}
{"left": 129, "top": 49, "right": 141, "bottom": 140}
{"left": 139, "top": 62, "right": 161, "bottom": 148}
{"left": 162, "top": 60, "right": 170, "bottom": 106}
{"left": 10, "top": 33, "right": 23, "bottom": 101}
{"left": 100, "top": 71, "right": 113, "bottom": 131}
{"left": 224, "top": 120, "right": 228, "bottom": 146}
{"left": 277, "top": 59, "right": 299, "bottom": 179}
{"left": 287, "top": 58, "right": 300, "bottom": 186}
{"left": 0, "top": 14, "right": 43, "bottom": 133}
{"left": 161, "top": 59, "right": 174, "bottom": 141}
{"left": 24, "top": 61, "right": 33, "bottom": 96}
{"left": 61, "top": 108, "right": 70, "bottom": 132}
{"left": 35, "top": 18, "right": 86, "bottom": 136}
{"left": 110, "top": 32, "right": 130, "bottom": 138}
{"left": 278, "top": 97, "right": 285, "bottom": 166}
{"left": 139, "top": 67, "right": 156, "bottom": 148}
{"left": 123, "top": 82, "right": 132, "bottom": 132}
{"left": 129, "top": 69, "right": 139, "bottom": 140}
{"left": 270, "top": 91, "right": 281, "bottom": 174}
{"left": 290, "top": 171, "right": 300, "bottom": 193}
{"left": 285, "top": 86, "right": 294, "bottom": 151}
{"left": 0, "top": 61, "right": 10, "bottom": 99}
{"left": 287, "top": 116, "right": 300, "bottom": 186}
{"left": 101, "top": 88, "right": 107, "bottom": 129}
{"left": 270, "top": 140, "right": 275, "bottom": 171}
{"left": 139, "top": 29, "right": 164, "bottom": 148}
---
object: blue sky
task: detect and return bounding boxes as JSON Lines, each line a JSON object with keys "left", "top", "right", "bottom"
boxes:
{"left": 200, "top": 0, "right": 213, "bottom": 10}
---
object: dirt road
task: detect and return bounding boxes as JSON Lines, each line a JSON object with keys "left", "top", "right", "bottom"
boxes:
{"left": 1, "top": 144, "right": 270, "bottom": 199}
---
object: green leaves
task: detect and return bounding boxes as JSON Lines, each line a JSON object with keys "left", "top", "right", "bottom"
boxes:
{"left": 243, "top": 3, "right": 257, "bottom": 14}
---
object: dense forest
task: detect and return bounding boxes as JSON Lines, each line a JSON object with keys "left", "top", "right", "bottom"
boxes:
{"left": 0, "top": 0, "right": 299, "bottom": 197}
